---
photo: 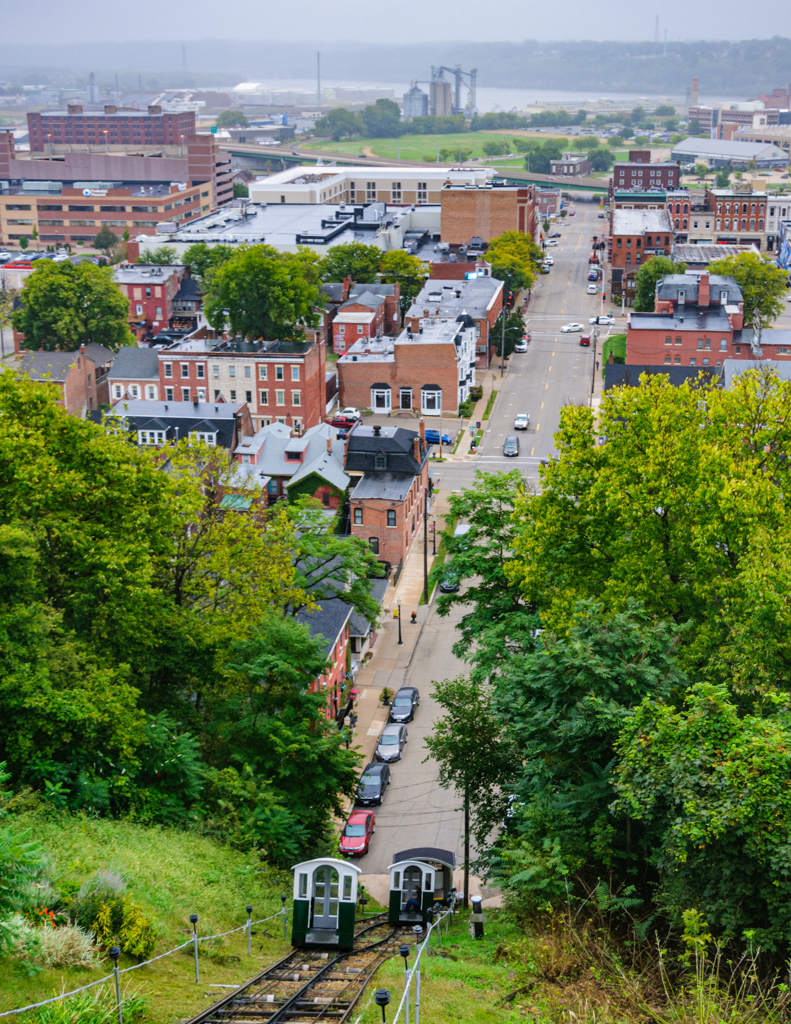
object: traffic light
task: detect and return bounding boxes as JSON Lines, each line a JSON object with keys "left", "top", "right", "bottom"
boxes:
{"left": 506, "top": 291, "right": 515, "bottom": 308}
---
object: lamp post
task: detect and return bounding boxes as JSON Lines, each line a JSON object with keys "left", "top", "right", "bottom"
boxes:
{"left": 399, "top": 944, "right": 411, "bottom": 1024}
{"left": 180, "top": 134, "right": 184, "bottom": 157}
{"left": 422, "top": 485, "right": 429, "bottom": 605}
{"left": 397, "top": 597, "right": 403, "bottom": 645}
{"left": 103, "top": 130, "right": 108, "bottom": 153}
{"left": 374, "top": 990, "right": 391, "bottom": 1023}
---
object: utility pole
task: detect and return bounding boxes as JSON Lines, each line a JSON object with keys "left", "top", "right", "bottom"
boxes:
{"left": 463, "top": 788, "right": 470, "bottom": 909}
{"left": 500, "top": 299, "right": 507, "bottom": 376}
{"left": 423, "top": 486, "right": 429, "bottom": 605}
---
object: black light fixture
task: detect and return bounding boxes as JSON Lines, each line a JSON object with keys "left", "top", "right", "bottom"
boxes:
{"left": 374, "top": 989, "right": 391, "bottom": 1022}
{"left": 399, "top": 943, "right": 411, "bottom": 973}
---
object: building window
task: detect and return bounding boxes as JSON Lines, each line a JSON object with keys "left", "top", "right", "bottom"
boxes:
{"left": 291, "top": 365, "right": 300, "bottom": 381}
{"left": 366, "top": 181, "right": 376, "bottom": 201}
{"left": 138, "top": 429, "right": 165, "bottom": 445}
{"left": 196, "top": 364, "right": 205, "bottom": 379}
{"left": 230, "top": 390, "right": 237, "bottom": 402}
{"left": 291, "top": 391, "right": 301, "bottom": 406}
{"left": 129, "top": 385, "right": 140, "bottom": 399}
{"left": 135, "top": 303, "right": 143, "bottom": 315}
{"left": 368, "top": 537, "right": 380, "bottom": 554}
{"left": 181, "top": 387, "right": 190, "bottom": 402}
{"left": 374, "top": 452, "right": 387, "bottom": 470}
{"left": 675, "top": 337, "right": 682, "bottom": 346}
{"left": 353, "top": 508, "right": 363, "bottom": 525}
{"left": 164, "top": 362, "right": 173, "bottom": 378}
{"left": 213, "top": 365, "right": 220, "bottom": 378}
{"left": 387, "top": 509, "right": 396, "bottom": 527}
{"left": 705, "top": 339, "right": 711, "bottom": 350}
{"left": 246, "top": 390, "right": 252, "bottom": 403}
{"left": 702, "top": 358, "right": 709, "bottom": 366}
{"left": 155, "top": 306, "right": 163, "bottom": 318}
{"left": 191, "top": 432, "right": 216, "bottom": 445}
{"left": 697, "top": 339, "right": 703, "bottom": 350}
{"left": 229, "top": 365, "right": 236, "bottom": 378}
{"left": 357, "top": 325, "right": 363, "bottom": 335}
{"left": 260, "top": 390, "right": 268, "bottom": 405}
{"left": 720, "top": 339, "right": 728, "bottom": 351}
{"left": 276, "top": 390, "right": 285, "bottom": 405}
{"left": 259, "top": 365, "right": 267, "bottom": 380}
{"left": 179, "top": 363, "right": 189, "bottom": 378}
{"left": 664, "top": 355, "right": 671, "bottom": 364}
{"left": 146, "top": 385, "right": 157, "bottom": 399}
{"left": 165, "top": 387, "right": 174, "bottom": 401}
{"left": 392, "top": 181, "right": 402, "bottom": 201}
{"left": 674, "top": 355, "right": 681, "bottom": 364}
{"left": 421, "top": 387, "right": 441, "bottom": 412}
{"left": 626, "top": 254, "right": 631, "bottom": 264}
{"left": 665, "top": 336, "right": 671, "bottom": 346}
{"left": 112, "top": 384, "right": 123, "bottom": 399}
{"left": 417, "top": 182, "right": 427, "bottom": 203}
{"left": 276, "top": 366, "right": 284, "bottom": 380}
{"left": 690, "top": 358, "right": 697, "bottom": 366}
{"left": 371, "top": 387, "right": 391, "bottom": 411}
{"left": 244, "top": 365, "right": 251, "bottom": 378}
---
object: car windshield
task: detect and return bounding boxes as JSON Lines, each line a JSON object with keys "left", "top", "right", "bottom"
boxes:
{"left": 393, "top": 696, "right": 412, "bottom": 706}
{"left": 344, "top": 823, "right": 366, "bottom": 837}
{"left": 359, "top": 774, "right": 379, "bottom": 786}
{"left": 380, "top": 733, "right": 399, "bottom": 744}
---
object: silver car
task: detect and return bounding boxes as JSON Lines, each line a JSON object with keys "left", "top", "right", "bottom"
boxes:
{"left": 376, "top": 723, "right": 408, "bottom": 762}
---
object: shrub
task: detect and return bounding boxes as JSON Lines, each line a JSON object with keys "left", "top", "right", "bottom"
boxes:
{"left": 92, "top": 896, "right": 156, "bottom": 959}
{"left": 71, "top": 870, "right": 126, "bottom": 929}
{"left": 34, "top": 984, "right": 148, "bottom": 1024}
{"left": 459, "top": 398, "right": 474, "bottom": 418}
{"left": 9, "top": 913, "right": 100, "bottom": 967}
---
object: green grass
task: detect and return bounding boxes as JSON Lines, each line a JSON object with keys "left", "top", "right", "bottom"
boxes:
{"left": 602, "top": 333, "right": 626, "bottom": 369}
{"left": 308, "top": 130, "right": 575, "bottom": 163}
{"left": 354, "top": 909, "right": 523, "bottom": 1024}
{"left": 1, "top": 812, "right": 292, "bottom": 1024}
{"left": 483, "top": 389, "right": 498, "bottom": 420}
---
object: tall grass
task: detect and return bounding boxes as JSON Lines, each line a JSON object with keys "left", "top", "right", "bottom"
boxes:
{"left": 24, "top": 985, "right": 147, "bottom": 1024}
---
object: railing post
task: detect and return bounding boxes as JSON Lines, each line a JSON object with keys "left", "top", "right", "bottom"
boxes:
{"left": 246, "top": 905, "right": 253, "bottom": 956}
{"left": 109, "top": 946, "right": 123, "bottom": 1024}
{"left": 190, "top": 914, "right": 199, "bottom": 984}
{"left": 281, "top": 895, "right": 288, "bottom": 941}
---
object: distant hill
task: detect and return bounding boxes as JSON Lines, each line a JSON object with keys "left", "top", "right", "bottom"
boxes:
{"left": 1, "top": 37, "right": 789, "bottom": 98}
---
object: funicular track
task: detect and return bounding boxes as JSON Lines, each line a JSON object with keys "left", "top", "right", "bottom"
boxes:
{"left": 184, "top": 913, "right": 409, "bottom": 1024}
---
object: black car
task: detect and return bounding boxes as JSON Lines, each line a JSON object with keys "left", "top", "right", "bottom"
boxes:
{"left": 388, "top": 686, "right": 421, "bottom": 723}
{"left": 503, "top": 435, "right": 520, "bottom": 457}
{"left": 549, "top": 231, "right": 562, "bottom": 238}
{"left": 439, "top": 570, "right": 460, "bottom": 594}
{"left": 356, "top": 762, "right": 391, "bottom": 806}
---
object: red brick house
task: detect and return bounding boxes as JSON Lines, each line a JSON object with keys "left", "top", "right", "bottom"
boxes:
{"left": 113, "top": 264, "right": 187, "bottom": 341}
{"left": 610, "top": 208, "right": 674, "bottom": 271}
{"left": 406, "top": 277, "right": 503, "bottom": 369}
{"left": 108, "top": 346, "right": 161, "bottom": 401}
{"left": 16, "top": 343, "right": 113, "bottom": 415}
{"left": 345, "top": 422, "right": 430, "bottom": 571}
{"left": 441, "top": 183, "right": 537, "bottom": 244}
{"left": 321, "top": 279, "right": 400, "bottom": 355}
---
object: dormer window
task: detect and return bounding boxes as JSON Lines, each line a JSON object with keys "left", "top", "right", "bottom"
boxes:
{"left": 720, "top": 290, "right": 728, "bottom": 305}
{"left": 374, "top": 452, "right": 387, "bottom": 470}
{"left": 286, "top": 451, "right": 302, "bottom": 461}
{"left": 677, "top": 289, "right": 685, "bottom": 305}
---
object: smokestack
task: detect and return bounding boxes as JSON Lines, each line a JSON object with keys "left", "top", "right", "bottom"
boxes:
{"left": 326, "top": 437, "right": 332, "bottom": 454}
{"left": 419, "top": 418, "right": 425, "bottom": 440}
{"left": 691, "top": 77, "right": 699, "bottom": 108}
{"left": 698, "top": 271, "right": 710, "bottom": 308}
{"left": 413, "top": 436, "right": 420, "bottom": 462}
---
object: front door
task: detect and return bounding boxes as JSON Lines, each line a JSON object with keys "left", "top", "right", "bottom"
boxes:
{"left": 312, "top": 865, "right": 339, "bottom": 929}
{"left": 401, "top": 865, "right": 422, "bottom": 908}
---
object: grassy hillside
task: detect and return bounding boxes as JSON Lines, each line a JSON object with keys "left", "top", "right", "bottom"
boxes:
{"left": 1, "top": 812, "right": 293, "bottom": 1024}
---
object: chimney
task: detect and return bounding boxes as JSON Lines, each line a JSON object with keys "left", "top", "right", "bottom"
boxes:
{"left": 147, "top": 104, "right": 162, "bottom": 115}
{"left": 373, "top": 424, "right": 381, "bottom": 437}
{"left": 67, "top": 103, "right": 83, "bottom": 115}
{"left": 104, "top": 104, "right": 117, "bottom": 115}
{"left": 413, "top": 436, "right": 420, "bottom": 462}
{"left": 691, "top": 77, "right": 699, "bottom": 108}
{"left": 608, "top": 352, "right": 614, "bottom": 364}
{"left": 326, "top": 437, "right": 332, "bottom": 454}
{"left": 419, "top": 418, "right": 425, "bottom": 441}
{"left": 698, "top": 271, "right": 710, "bottom": 308}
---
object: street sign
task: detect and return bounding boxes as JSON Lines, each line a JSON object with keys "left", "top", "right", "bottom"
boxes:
{"left": 210, "top": 126, "right": 217, "bottom": 134}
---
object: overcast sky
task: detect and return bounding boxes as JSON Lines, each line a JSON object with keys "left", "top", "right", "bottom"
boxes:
{"left": 1, "top": 0, "right": 784, "bottom": 44}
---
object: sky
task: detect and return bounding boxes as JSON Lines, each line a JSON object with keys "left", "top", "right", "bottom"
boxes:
{"left": 0, "top": 0, "right": 786, "bottom": 44}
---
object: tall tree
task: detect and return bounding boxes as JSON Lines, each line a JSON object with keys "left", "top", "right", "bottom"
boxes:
{"left": 708, "top": 250, "right": 788, "bottom": 340}
{"left": 486, "top": 230, "right": 543, "bottom": 295}
{"left": 379, "top": 250, "right": 429, "bottom": 322}
{"left": 320, "top": 243, "right": 382, "bottom": 284}
{"left": 360, "top": 98, "right": 403, "bottom": 138}
{"left": 314, "top": 108, "right": 363, "bottom": 141}
{"left": 203, "top": 244, "right": 321, "bottom": 341}
{"left": 216, "top": 110, "right": 249, "bottom": 128}
{"left": 139, "top": 246, "right": 177, "bottom": 265}
{"left": 93, "top": 225, "right": 118, "bottom": 255}
{"left": 632, "top": 256, "right": 687, "bottom": 312}
{"left": 12, "top": 259, "right": 134, "bottom": 352}
{"left": 181, "top": 242, "right": 236, "bottom": 281}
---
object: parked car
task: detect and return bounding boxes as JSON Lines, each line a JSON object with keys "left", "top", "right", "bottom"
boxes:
{"left": 587, "top": 283, "right": 597, "bottom": 294}
{"left": 514, "top": 339, "right": 528, "bottom": 353}
{"left": 425, "top": 429, "right": 453, "bottom": 445}
{"left": 544, "top": 256, "right": 554, "bottom": 265}
{"left": 568, "top": 209, "right": 576, "bottom": 216}
{"left": 598, "top": 211, "right": 605, "bottom": 218}
{"left": 339, "top": 407, "right": 361, "bottom": 421}
{"left": 590, "top": 315, "right": 615, "bottom": 325}
{"left": 561, "top": 322, "right": 584, "bottom": 333}
{"left": 439, "top": 570, "right": 460, "bottom": 594}
{"left": 503, "top": 435, "right": 520, "bottom": 457}
{"left": 579, "top": 334, "right": 591, "bottom": 347}
{"left": 587, "top": 269, "right": 599, "bottom": 281}
{"left": 389, "top": 686, "right": 421, "bottom": 723}
{"left": 514, "top": 413, "right": 530, "bottom": 430}
{"left": 545, "top": 239, "right": 559, "bottom": 247}
{"left": 339, "top": 810, "right": 375, "bottom": 857}
{"left": 356, "top": 762, "right": 391, "bottom": 806}
{"left": 548, "top": 231, "right": 562, "bottom": 238}
{"left": 540, "top": 264, "right": 551, "bottom": 274}
{"left": 326, "top": 415, "right": 358, "bottom": 429}
{"left": 375, "top": 723, "right": 408, "bottom": 762}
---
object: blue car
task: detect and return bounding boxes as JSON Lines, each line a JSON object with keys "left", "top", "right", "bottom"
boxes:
{"left": 425, "top": 429, "right": 452, "bottom": 446}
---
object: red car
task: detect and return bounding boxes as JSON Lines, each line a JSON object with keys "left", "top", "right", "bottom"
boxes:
{"left": 339, "top": 810, "right": 375, "bottom": 857}
{"left": 580, "top": 334, "right": 591, "bottom": 347}
{"left": 326, "top": 415, "right": 358, "bottom": 430}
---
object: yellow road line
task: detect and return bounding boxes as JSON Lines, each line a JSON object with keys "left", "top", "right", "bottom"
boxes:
{"left": 548, "top": 366, "right": 552, "bottom": 371}
{"left": 541, "top": 401, "right": 544, "bottom": 409}
{"left": 536, "top": 423, "right": 541, "bottom": 431}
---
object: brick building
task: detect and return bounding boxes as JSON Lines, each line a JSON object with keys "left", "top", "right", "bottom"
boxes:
{"left": 296, "top": 597, "right": 353, "bottom": 712}
{"left": 406, "top": 277, "right": 503, "bottom": 368}
{"left": 101, "top": 398, "right": 253, "bottom": 449}
{"left": 27, "top": 104, "right": 196, "bottom": 153}
{"left": 626, "top": 270, "right": 746, "bottom": 367}
{"left": 345, "top": 423, "right": 430, "bottom": 570}
{"left": 609, "top": 208, "right": 674, "bottom": 271}
{"left": 157, "top": 334, "right": 327, "bottom": 434}
{"left": 0, "top": 133, "right": 231, "bottom": 247}
{"left": 611, "top": 160, "right": 680, "bottom": 192}
{"left": 17, "top": 343, "right": 114, "bottom": 415}
{"left": 322, "top": 280, "right": 400, "bottom": 356}
{"left": 338, "top": 317, "right": 477, "bottom": 416}
{"left": 108, "top": 346, "right": 161, "bottom": 402}
{"left": 113, "top": 264, "right": 187, "bottom": 340}
{"left": 440, "top": 182, "right": 537, "bottom": 245}
{"left": 549, "top": 153, "right": 591, "bottom": 177}
{"left": 535, "top": 188, "right": 562, "bottom": 218}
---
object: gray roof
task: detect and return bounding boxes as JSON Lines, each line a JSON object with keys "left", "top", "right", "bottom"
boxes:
{"left": 407, "top": 277, "right": 502, "bottom": 320}
{"left": 671, "top": 138, "right": 789, "bottom": 162}
{"left": 656, "top": 272, "right": 742, "bottom": 305}
{"left": 351, "top": 472, "right": 417, "bottom": 501}
{"left": 734, "top": 329, "right": 791, "bottom": 351}
{"left": 173, "top": 277, "right": 201, "bottom": 302}
{"left": 84, "top": 343, "right": 115, "bottom": 369}
{"left": 108, "top": 346, "right": 160, "bottom": 381}
{"left": 17, "top": 350, "right": 80, "bottom": 382}
{"left": 241, "top": 420, "right": 348, "bottom": 487}
{"left": 672, "top": 243, "right": 759, "bottom": 266}
{"left": 341, "top": 290, "right": 385, "bottom": 311}
{"left": 98, "top": 399, "right": 244, "bottom": 449}
{"left": 611, "top": 208, "right": 674, "bottom": 235}
{"left": 604, "top": 364, "right": 719, "bottom": 391}
{"left": 295, "top": 596, "right": 353, "bottom": 656}
{"left": 629, "top": 306, "right": 732, "bottom": 332}
{"left": 345, "top": 425, "right": 427, "bottom": 475}
{"left": 349, "top": 576, "right": 390, "bottom": 639}
{"left": 286, "top": 447, "right": 350, "bottom": 493}
{"left": 722, "top": 359, "right": 791, "bottom": 389}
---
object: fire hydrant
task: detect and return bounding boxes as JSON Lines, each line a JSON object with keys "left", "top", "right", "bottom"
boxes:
{"left": 411, "top": 611, "right": 417, "bottom": 624}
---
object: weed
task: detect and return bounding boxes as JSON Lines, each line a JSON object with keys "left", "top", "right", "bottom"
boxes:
{"left": 24, "top": 983, "right": 148, "bottom": 1024}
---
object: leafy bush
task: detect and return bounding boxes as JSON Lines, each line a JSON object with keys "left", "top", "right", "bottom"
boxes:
{"left": 459, "top": 398, "right": 474, "bottom": 418}
{"left": 9, "top": 913, "right": 100, "bottom": 967}
{"left": 71, "top": 870, "right": 126, "bottom": 930}
{"left": 33, "top": 984, "right": 148, "bottom": 1024}
{"left": 92, "top": 896, "right": 156, "bottom": 959}
{"left": 0, "top": 762, "right": 45, "bottom": 950}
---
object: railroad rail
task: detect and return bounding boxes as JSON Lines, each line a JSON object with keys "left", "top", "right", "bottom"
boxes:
{"left": 184, "top": 913, "right": 404, "bottom": 1024}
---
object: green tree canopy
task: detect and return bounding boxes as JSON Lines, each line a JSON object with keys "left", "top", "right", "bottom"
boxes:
{"left": 93, "top": 225, "right": 118, "bottom": 254}
{"left": 486, "top": 230, "right": 543, "bottom": 295}
{"left": 181, "top": 242, "right": 236, "bottom": 281}
{"left": 216, "top": 110, "right": 249, "bottom": 128}
{"left": 320, "top": 242, "right": 382, "bottom": 284}
{"left": 360, "top": 98, "right": 403, "bottom": 138}
{"left": 203, "top": 244, "right": 321, "bottom": 340}
{"left": 654, "top": 104, "right": 676, "bottom": 116}
{"left": 379, "top": 250, "right": 429, "bottom": 322}
{"left": 588, "top": 147, "right": 614, "bottom": 171}
{"left": 12, "top": 259, "right": 134, "bottom": 352}
{"left": 314, "top": 107, "right": 363, "bottom": 141}
{"left": 138, "top": 246, "right": 177, "bottom": 265}
{"left": 632, "top": 256, "right": 688, "bottom": 312}
{"left": 708, "top": 250, "right": 788, "bottom": 337}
